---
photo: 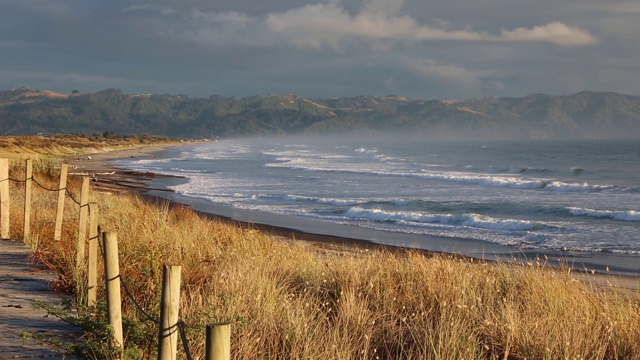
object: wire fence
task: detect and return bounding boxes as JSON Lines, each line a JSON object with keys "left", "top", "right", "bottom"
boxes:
{"left": 3, "top": 162, "right": 195, "bottom": 359}
{"left": 97, "top": 236, "right": 194, "bottom": 360}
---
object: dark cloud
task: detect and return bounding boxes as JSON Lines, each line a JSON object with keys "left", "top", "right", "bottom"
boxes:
{"left": 0, "top": 0, "right": 638, "bottom": 99}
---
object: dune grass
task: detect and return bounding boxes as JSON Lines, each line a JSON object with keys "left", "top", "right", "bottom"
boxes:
{"left": 0, "top": 134, "right": 175, "bottom": 160}
{"left": 4, "top": 155, "right": 640, "bottom": 359}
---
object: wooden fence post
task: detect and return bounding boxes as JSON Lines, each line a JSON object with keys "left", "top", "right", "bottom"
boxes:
{"left": 158, "top": 265, "right": 182, "bottom": 360}
{"left": 76, "top": 177, "right": 90, "bottom": 271}
{"left": 53, "top": 163, "right": 68, "bottom": 241}
{"left": 206, "top": 323, "right": 231, "bottom": 360}
{"left": 87, "top": 203, "right": 98, "bottom": 307}
{"left": 103, "top": 232, "right": 124, "bottom": 358}
{"left": 0, "top": 159, "right": 8, "bottom": 239}
{"left": 23, "top": 159, "right": 33, "bottom": 244}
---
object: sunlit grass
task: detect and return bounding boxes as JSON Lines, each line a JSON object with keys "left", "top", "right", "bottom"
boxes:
{"left": 5, "top": 156, "right": 640, "bottom": 359}
{"left": 0, "top": 134, "right": 176, "bottom": 160}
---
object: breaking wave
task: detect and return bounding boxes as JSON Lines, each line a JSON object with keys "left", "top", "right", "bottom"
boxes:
{"left": 343, "top": 207, "right": 543, "bottom": 231}
{"left": 265, "top": 157, "right": 613, "bottom": 193}
{"left": 567, "top": 207, "right": 640, "bottom": 222}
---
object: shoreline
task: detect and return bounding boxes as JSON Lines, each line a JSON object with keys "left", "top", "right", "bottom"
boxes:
{"left": 66, "top": 144, "right": 640, "bottom": 289}
{"left": 65, "top": 144, "right": 185, "bottom": 193}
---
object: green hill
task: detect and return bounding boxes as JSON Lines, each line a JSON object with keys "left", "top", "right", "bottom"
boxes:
{"left": 2, "top": 87, "right": 640, "bottom": 139}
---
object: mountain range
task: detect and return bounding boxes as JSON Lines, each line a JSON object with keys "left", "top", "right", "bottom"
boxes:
{"left": 2, "top": 87, "right": 640, "bottom": 139}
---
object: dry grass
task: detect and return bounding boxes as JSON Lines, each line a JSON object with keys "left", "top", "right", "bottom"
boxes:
{"left": 0, "top": 134, "right": 175, "bottom": 160}
{"left": 4, "top": 158, "right": 640, "bottom": 359}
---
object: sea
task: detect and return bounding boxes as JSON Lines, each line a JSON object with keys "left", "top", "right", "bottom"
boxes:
{"left": 113, "top": 135, "right": 640, "bottom": 276}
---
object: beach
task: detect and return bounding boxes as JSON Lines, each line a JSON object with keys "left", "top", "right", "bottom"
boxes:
{"left": 1, "top": 139, "right": 636, "bottom": 359}
{"left": 61, "top": 143, "right": 640, "bottom": 291}
{"left": 64, "top": 145, "right": 182, "bottom": 192}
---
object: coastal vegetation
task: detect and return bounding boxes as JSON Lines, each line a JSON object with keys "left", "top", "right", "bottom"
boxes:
{"left": 0, "top": 133, "right": 176, "bottom": 160}
{"left": 3, "top": 88, "right": 640, "bottom": 140}
{"left": 2, "top": 138, "right": 639, "bottom": 359}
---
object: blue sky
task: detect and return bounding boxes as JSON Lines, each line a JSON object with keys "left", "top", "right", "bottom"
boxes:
{"left": 1, "top": 0, "right": 639, "bottom": 100}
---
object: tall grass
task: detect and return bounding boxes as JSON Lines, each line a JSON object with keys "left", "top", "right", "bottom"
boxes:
{"left": 6, "top": 160, "right": 640, "bottom": 359}
{"left": 0, "top": 134, "right": 176, "bottom": 160}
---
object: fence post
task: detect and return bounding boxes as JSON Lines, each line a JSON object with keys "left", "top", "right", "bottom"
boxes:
{"left": 206, "top": 323, "right": 231, "bottom": 360}
{"left": 76, "top": 177, "right": 90, "bottom": 271}
{"left": 158, "top": 265, "right": 182, "bottom": 360}
{"left": 87, "top": 203, "right": 98, "bottom": 307}
{"left": 53, "top": 163, "right": 68, "bottom": 241}
{"left": 103, "top": 231, "right": 124, "bottom": 358}
{"left": 23, "top": 159, "right": 33, "bottom": 244}
{"left": 0, "top": 159, "right": 8, "bottom": 239}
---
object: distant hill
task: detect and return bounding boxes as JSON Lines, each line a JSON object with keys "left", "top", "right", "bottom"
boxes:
{"left": 1, "top": 87, "right": 640, "bottom": 139}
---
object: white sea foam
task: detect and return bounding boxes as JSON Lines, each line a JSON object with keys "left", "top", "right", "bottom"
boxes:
{"left": 119, "top": 138, "right": 640, "bottom": 257}
{"left": 255, "top": 194, "right": 364, "bottom": 206}
{"left": 126, "top": 158, "right": 173, "bottom": 165}
{"left": 191, "top": 145, "right": 253, "bottom": 160}
{"left": 264, "top": 156, "right": 609, "bottom": 193}
{"left": 261, "top": 149, "right": 312, "bottom": 157}
{"left": 567, "top": 207, "right": 640, "bottom": 222}
{"left": 545, "top": 181, "right": 599, "bottom": 192}
{"left": 343, "top": 207, "right": 540, "bottom": 230}
{"left": 415, "top": 170, "right": 614, "bottom": 192}
{"left": 355, "top": 147, "right": 378, "bottom": 154}
{"left": 169, "top": 168, "right": 209, "bottom": 173}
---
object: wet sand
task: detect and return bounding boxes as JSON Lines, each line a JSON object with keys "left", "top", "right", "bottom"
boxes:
{"left": 65, "top": 145, "right": 183, "bottom": 193}
{"left": 67, "top": 144, "right": 640, "bottom": 290}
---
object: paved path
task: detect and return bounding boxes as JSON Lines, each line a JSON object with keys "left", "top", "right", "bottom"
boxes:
{"left": 0, "top": 239, "right": 79, "bottom": 359}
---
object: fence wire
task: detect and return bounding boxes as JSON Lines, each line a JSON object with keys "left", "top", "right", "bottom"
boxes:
{"left": 65, "top": 188, "right": 81, "bottom": 205}
{"left": 121, "top": 278, "right": 159, "bottom": 324}
{"left": 5, "top": 164, "right": 195, "bottom": 359}
{"left": 31, "top": 176, "right": 64, "bottom": 192}
{"left": 178, "top": 321, "right": 195, "bottom": 360}
{"left": 8, "top": 177, "right": 27, "bottom": 183}
{"left": 97, "top": 232, "right": 194, "bottom": 359}
{"left": 8, "top": 170, "right": 84, "bottom": 206}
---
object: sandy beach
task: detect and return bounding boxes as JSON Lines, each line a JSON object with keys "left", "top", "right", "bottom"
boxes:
{"left": 66, "top": 144, "right": 640, "bottom": 290}
{"left": 64, "top": 145, "right": 183, "bottom": 193}
{"left": 64, "top": 144, "right": 412, "bottom": 253}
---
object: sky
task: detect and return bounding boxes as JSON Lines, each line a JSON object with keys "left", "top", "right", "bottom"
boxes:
{"left": 1, "top": 0, "right": 639, "bottom": 100}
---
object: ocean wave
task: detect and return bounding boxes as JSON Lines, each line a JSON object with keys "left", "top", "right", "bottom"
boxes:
{"left": 343, "top": 207, "right": 542, "bottom": 231}
{"left": 567, "top": 207, "right": 640, "bottom": 222}
{"left": 252, "top": 194, "right": 445, "bottom": 209}
{"left": 169, "top": 168, "right": 210, "bottom": 173}
{"left": 596, "top": 248, "right": 640, "bottom": 255}
{"left": 261, "top": 149, "right": 311, "bottom": 157}
{"left": 374, "top": 154, "right": 396, "bottom": 161}
{"left": 265, "top": 157, "right": 612, "bottom": 193}
{"left": 192, "top": 145, "right": 253, "bottom": 159}
{"left": 254, "top": 194, "right": 365, "bottom": 206}
{"left": 488, "top": 166, "right": 552, "bottom": 174}
{"left": 416, "top": 170, "right": 608, "bottom": 192}
{"left": 570, "top": 167, "right": 585, "bottom": 175}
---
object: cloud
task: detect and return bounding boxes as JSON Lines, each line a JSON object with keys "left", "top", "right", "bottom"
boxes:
{"left": 265, "top": 2, "right": 414, "bottom": 49}
{"left": 120, "top": 4, "right": 176, "bottom": 15}
{"left": 120, "top": 4, "right": 155, "bottom": 13}
{"left": 0, "top": 70, "right": 157, "bottom": 90}
{"left": 398, "top": 57, "right": 483, "bottom": 89}
{"left": 362, "top": 0, "right": 406, "bottom": 16}
{"left": 175, "top": 10, "right": 276, "bottom": 47}
{"left": 264, "top": 2, "right": 597, "bottom": 49}
{"left": 499, "top": 22, "right": 597, "bottom": 46}
{"left": 2, "top": 0, "right": 623, "bottom": 100}
{"left": 173, "top": 1, "right": 597, "bottom": 51}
